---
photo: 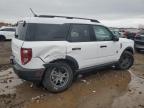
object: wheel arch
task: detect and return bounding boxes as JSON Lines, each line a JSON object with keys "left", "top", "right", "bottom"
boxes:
{"left": 44, "top": 56, "right": 79, "bottom": 71}
{"left": 123, "top": 47, "right": 134, "bottom": 54}
{"left": 116, "top": 47, "right": 134, "bottom": 70}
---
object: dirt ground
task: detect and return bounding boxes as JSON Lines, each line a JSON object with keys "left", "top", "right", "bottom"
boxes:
{"left": 0, "top": 42, "right": 11, "bottom": 64}
{"left": 0, "top": 41, "right": 144, "bottom": 108}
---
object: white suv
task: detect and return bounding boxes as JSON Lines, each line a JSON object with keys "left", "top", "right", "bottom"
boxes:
{"left": 0, "top": 27, "right": 16, "bottom": 41}
{"left": 11, "top": 16, "right": 134, "bottom": 92}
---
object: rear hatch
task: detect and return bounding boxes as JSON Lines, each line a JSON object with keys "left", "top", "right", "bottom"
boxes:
{"left": 12, "top": 38, "right": 24, "bottom": 64}
{"left": 12, "top": 22, "right": 26, "bottom": 64}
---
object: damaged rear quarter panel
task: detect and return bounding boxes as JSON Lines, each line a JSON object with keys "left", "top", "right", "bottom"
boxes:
{"left": 22, "top": 41, "right": 67, "bottom": 64}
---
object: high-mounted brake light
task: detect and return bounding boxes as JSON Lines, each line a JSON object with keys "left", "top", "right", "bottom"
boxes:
{"left": 21, "top": 48, "right": 32, "bottom": 65}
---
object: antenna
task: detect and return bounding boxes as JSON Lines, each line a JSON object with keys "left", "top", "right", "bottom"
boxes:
{"left": 29, "top": 8, "right": 37, "bottom": 17}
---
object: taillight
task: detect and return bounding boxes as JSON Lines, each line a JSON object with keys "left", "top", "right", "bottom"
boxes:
{"left": 21, "top": 48, "right": 32, "bottom": 65}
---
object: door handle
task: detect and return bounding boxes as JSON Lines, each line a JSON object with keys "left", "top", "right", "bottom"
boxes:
{"left": 100, "top": 45, "right": 107, "bottom": 48}
{"left": 72, "top": 48, "right": 81, "bottom": 50}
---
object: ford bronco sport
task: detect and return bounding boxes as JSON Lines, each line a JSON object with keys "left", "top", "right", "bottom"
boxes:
{"left": 11, "top": 15, "right": 134, "bottom": 92}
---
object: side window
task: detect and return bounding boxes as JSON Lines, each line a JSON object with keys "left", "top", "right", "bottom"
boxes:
{"left": 69, "top": 24, "right": 90, "bottom": 42}
{"left": 93, "top": 25, "right": 113, "bottom": 41}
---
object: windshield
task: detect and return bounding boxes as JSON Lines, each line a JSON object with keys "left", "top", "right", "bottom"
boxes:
{"left": 16, "top": 23, "right": 68, "bottom": 41}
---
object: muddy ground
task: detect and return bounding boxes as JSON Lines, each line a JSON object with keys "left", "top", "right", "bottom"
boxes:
{"left": 0, "top": 41, "right": 144, "bottom": 108}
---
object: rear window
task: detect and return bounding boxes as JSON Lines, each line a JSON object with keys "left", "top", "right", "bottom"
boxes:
{"left": 16, "top": 23, "right": 27, "bottom": 40}
{"left": 16, "top": 23, "right": 68, "bottom": 41}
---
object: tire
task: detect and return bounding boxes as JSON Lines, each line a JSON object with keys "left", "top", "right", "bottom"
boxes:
{"left": 43, "top": 62, "right": 73, "bottom": 93}
{"left": 0, "top": 36, "right": 6, "bottom": 41}
{"left": 116, "top": 51, "right": 134, "bottom": 70}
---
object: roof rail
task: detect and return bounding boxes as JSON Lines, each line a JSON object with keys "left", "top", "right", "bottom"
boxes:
{"left": 35, "top": 15, "right": 100, "bottom": 23}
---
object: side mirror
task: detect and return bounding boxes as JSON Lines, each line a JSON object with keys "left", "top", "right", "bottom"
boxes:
{"left": 112, "top": 35, "right": 119, "bottom": 41}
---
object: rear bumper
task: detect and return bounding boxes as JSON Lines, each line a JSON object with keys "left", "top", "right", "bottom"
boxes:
{"left": 12, "top": 60, "right": 45, "bottom": 83}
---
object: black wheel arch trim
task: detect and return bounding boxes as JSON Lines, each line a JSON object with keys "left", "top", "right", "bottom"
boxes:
{"left": 66, "top": 55, "right": 79, "bottom": 70}
{"left": 123, "top": 47, "right": 134, "bottom": 54}
{"left": 43, "top": 56, "right": 79, "bottom": 70}
{"left": 117, "top": 46, "right": 134, "bottom": 65}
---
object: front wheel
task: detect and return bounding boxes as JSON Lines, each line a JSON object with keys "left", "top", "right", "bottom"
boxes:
{"left": 116, "top": 51, "right": 134, "bottom": 70}
{"left": 43, "top": 62, "right": 73, "bottom": 93}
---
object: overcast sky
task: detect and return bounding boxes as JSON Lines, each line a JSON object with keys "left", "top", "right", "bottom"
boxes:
{"left": 0, "top": 0, "right": 144, "bottom": 27}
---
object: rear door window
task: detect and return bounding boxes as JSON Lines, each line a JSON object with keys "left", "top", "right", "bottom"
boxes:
{"left": 68, "top": 24, "right": 91, "bottom": 42}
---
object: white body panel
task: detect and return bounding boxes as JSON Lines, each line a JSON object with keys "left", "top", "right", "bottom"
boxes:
{"left": 21, "top": 41, "right": 67, "bottom": 69}
{"left": 66, "top": 39, "right": 134, "bottom": 69}
{"left": 12, "top": 38, "right": 134, "bottom": 70}
{"left": 66, "top": 41, "right": 118, "bottom": 69}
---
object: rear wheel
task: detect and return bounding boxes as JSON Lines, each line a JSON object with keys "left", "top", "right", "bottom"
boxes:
{"left": 116, "top": 51, "right": 134, "bottom": 70}
{"left": 43, "top": 62, "right": 73, "bottom": 93}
